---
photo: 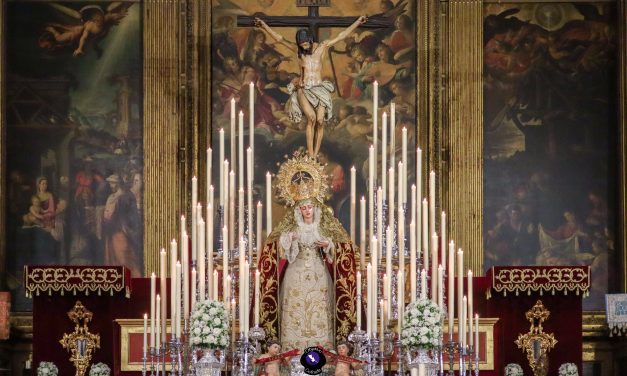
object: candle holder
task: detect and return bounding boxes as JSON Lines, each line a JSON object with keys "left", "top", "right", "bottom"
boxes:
{"left": 362, "top": 335, "right": 384, "bottom": 376}
{"left": 233, "top": 334, "right": 256, "bottom": 376}
{"left": 473, "top": 354, "right": 480, "bottom": 376}
{"left": 248, "top": 325, "right": 266, "bottom": 354}
{"left": 149, "top": 347, "right": 157, "bottom": 376}
{"left": 395, "top": 337, "right": 406, "bottom": 376}
{"left": 168, "top": 337, "right": 182, "bottom": 376}
{"left": 441, "top": 340, "right": 459, "bottom": 376}
{"left": 142, "top": 352, "right": 148, "bottom": 376}
{"left": 348, "top": 327, "right": 368, "bottom": 361}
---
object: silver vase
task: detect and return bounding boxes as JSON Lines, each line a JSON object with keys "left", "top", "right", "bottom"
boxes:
{"left": 406, "top": 348, "right": 438, "bottom": 376}
{"left": 195, "top": 348, "right": 224, "bottom": 376}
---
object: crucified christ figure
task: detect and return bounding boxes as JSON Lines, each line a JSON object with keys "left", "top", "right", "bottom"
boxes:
{"left": 255, "top": 15, "right": 367, "bottom": 157}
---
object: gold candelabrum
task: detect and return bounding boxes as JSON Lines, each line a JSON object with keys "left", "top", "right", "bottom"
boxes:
{"left": 59, "top": 301, "right": 101, "bottom": 376}
{"left": 515, "top": 300, "right": 557, "bottom": 376}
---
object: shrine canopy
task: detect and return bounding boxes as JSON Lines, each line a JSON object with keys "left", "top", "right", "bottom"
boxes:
{"left": 485, "top": 266, "right": 590, "bottom": 376}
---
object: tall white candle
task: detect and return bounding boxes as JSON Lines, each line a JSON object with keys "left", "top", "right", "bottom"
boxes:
{"left": 229, "top": 170, "right": 235, "bottom": 249}
{"left": 143, "top": 313, "right": 148, "bottom": 357}
{"left": 207, "top": 202, "right": 214, "bottom": 300}
{"left": 198, "top": 215, "right": 206, "bottom": 301}
{"left": 429, "top": 171, "right": 436, "bottom": 240}
{"left": 457, "top": 248, "right": 464, "bottom": 340}
{"left": 256, "top": 202, "right": 263, "bottom": 264}
{"left": 191, "top": 267, "right": 197, "bottom": 310}
{"left": 266, "top": 172, "right": 272, "bottom": 235}
{"left": 475, "top": 314, "right": 479, "bottom": 356}
{"left": 377, "top": 187, "right": 383, "bottom": 261}
{"left": 230, "top": 99, "right": 235, "bottom": 179}
{"left": 238, "top": 188, "right": 244, "bottom": 245}
{"left": 416, "top": 148, "right": 422, "bottom": 217}
{"left": 371, "top": 237, "right": 378, "bottom": 333}
{"left": 356, "top": 270, "right": 362, "bottom": 329}
{"left": 155, "top": 295, "right": 161, "bottom": 349}
{"left": 366, "top": 263, "right": 372, "bottom": 336}
{"left": 438, "top": 265, "right": 444, "bottom": 312}
{"left": 401, "top": 126, "right": 407, "bottom": 203}
{"left": 382, "top": 112, "right": 387, "bottom": 199}
{"left": 360, "top": 196, "right": 366, "bottom": 269}
{"left": 373, "top": 81, "right": 378, "bottom": 185}
{"left": 350, "top": 166, "right": 356, "bottom": 242}
{"left": 385, "top": 227, "right": 392, "bottom": 313}
{"left": 420, "top": 269, "right": 427, "bottom": 299}
{"left": 213, "top": 270, "right": 219, "bottom": 302}
{"left": 192, "top": 177, "right": 198, "bottom": 261}
{"left": 244, "top": 261, "right": 250, "bottom": 333}
{"left": 239, "top": 238, "right": 245, "bottom": 333}
{"left": 398, "top": 162, "right": 404, "bottom": 273}
{"left": 441, "top": 212, "right": 447, "bottom": 270}
{"left": 206, "top": 148, "right": 212, "bottom": 202}
{"left": 409, "top": 221, "right": 416, "bottom": 302}
{"left": 431, "top": 233, "right": 438, "bottom": 301}
{"left": 422, "top": 199, "right": 429, "bottom": 268}
{"left": 222, "top": 226, "right": 229, "bottom": 304}
{"left": 397, "top": 270, "right": 404, "bottom": 335}
{"left": 468, "top": 270, "right": 474, "bottom": 350}
{"left": 150, "top": 272, "right": 156, "bottom": 348}
{"left": 462, "top": 296, "right": 467, "bottom": 348}
{"left": 411, "top": 185, "right": 416, "bottom": 227}
{"left": 170, "top": 239, "right": 177, "bottom": 328}
{"left": 223, "top": 160, "right": 229, "bottom": 225}
{"left": 368, "top": 146, "right": 375, "bottom": 246}
{"left": 448, "top": 241, "right": 455, "bottom": 340}
{"left": 249, "top": 82, "right": 254, "bottom": 156}
{"left": 175, "top": 261, "right": 182, "bottom": 338}
{"left": 220, "top": 129, "right": 225, "bottom": 207}
{"left": 159, "top": 248, "right": 167, "bottom": 344}
{"left": 379, "top": 299, "right": 385, "bottom": 340}
{"left": 255, "top": 269, "right": 261, "bottom": 326}
{"left": 238, "top": 110, "right": 244, "bottom": 190}
{"left": 182, "top": 231, "right": 190, "bottom": 319}
{"left": 388, "top": 167, "right": 394, "bottom": 227}
{"left": 247, "top": 148, "right": 253, "bottom": 253}
{"left": 390, "top": 102, "right": 396, "bottom": 167}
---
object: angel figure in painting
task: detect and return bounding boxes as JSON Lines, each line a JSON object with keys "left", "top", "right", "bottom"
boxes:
{"left": 258, "top": 153, "right": 357, "bottom": 350}
{"left": 255, "top": 16, "right": 367, "bottom": 156}
{"left": 38, "top": 2, "right": 133, "bottom": 57}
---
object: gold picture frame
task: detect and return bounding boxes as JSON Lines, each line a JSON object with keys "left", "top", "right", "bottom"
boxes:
{"left": 442, "top": 318, "right": 499, "bottom": 370}
{"left": 116, "top": 318, "right": 173, "bottom": 372}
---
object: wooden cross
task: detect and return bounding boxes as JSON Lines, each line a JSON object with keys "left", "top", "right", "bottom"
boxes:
{"left": 237, "top": 0, "right": 393, "bottom": 42}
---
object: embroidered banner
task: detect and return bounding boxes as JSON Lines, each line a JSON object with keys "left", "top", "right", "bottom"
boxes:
{"left": 487, "top": 266, "right": 590, "bottom": 298}
{"left": 24, "top": 266, "right": 130, "bottom": 298}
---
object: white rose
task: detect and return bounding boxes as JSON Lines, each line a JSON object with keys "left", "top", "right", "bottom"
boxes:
{"left": 203, "top": 326, "right": 211, "bottom": 334}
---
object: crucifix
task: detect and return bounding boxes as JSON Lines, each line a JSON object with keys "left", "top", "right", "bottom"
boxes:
{"left": 237, "top": 0, "right": 394, "bottom": 156}
{"left": 237, "top": 0, "right": 392, "bottom": 42}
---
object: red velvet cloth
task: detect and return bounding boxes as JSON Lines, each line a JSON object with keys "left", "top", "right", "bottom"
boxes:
{"left": 485, "top": 266, "right": 585, "bottom": 375}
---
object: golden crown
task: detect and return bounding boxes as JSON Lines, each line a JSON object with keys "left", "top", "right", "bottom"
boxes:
{"left": 275, "top": 152, "right": 329, "bottom": 206}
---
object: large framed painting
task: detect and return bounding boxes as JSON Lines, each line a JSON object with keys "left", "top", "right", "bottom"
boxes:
{"left": 210, "top": 0, "right": 419, "bottom": 233}
{"left": 3, "top": 1, "right": 143, "bottom": 311}
{"left": 482, "top": 2, "right": 620, "bottom": 311}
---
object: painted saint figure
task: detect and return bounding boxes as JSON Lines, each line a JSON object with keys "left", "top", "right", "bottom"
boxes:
{"left": 255, "top": 16, "right": 367, "bottom": 156}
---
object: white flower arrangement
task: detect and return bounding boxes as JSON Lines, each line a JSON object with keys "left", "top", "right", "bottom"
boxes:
{"left": 504, "top": 363, "right": 523, "bottom": 376}
{"left": 37, "top": 361, "right": 58, "bottom": 376}
{"left": 190, "top": 299, "right": 230, "bottom": 349}
{"left": 400, "top": 298, "right": 443, "bottom": 349}
{"left": 89, "top": 362, "right": 111, "bottom": 376}
{"left": 559, "top": 363, "right": 579, "bottom": 376}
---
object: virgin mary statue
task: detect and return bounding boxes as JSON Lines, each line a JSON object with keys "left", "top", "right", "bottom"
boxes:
{"left": 258, "top": 153, "right": 357, "bottom": 349}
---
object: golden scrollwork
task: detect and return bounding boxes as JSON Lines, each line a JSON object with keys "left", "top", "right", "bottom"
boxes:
{"left": 24, "top": 266, "right": 129, "bottom": 298}
{"left": 59, "top": 301, "right": 101, "bottom": 376}
{"left": 489, "top": 266, "right": 590, "bottom": 298}
{"left": 515, "top": 300, "right": 557, "bottom": 376}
